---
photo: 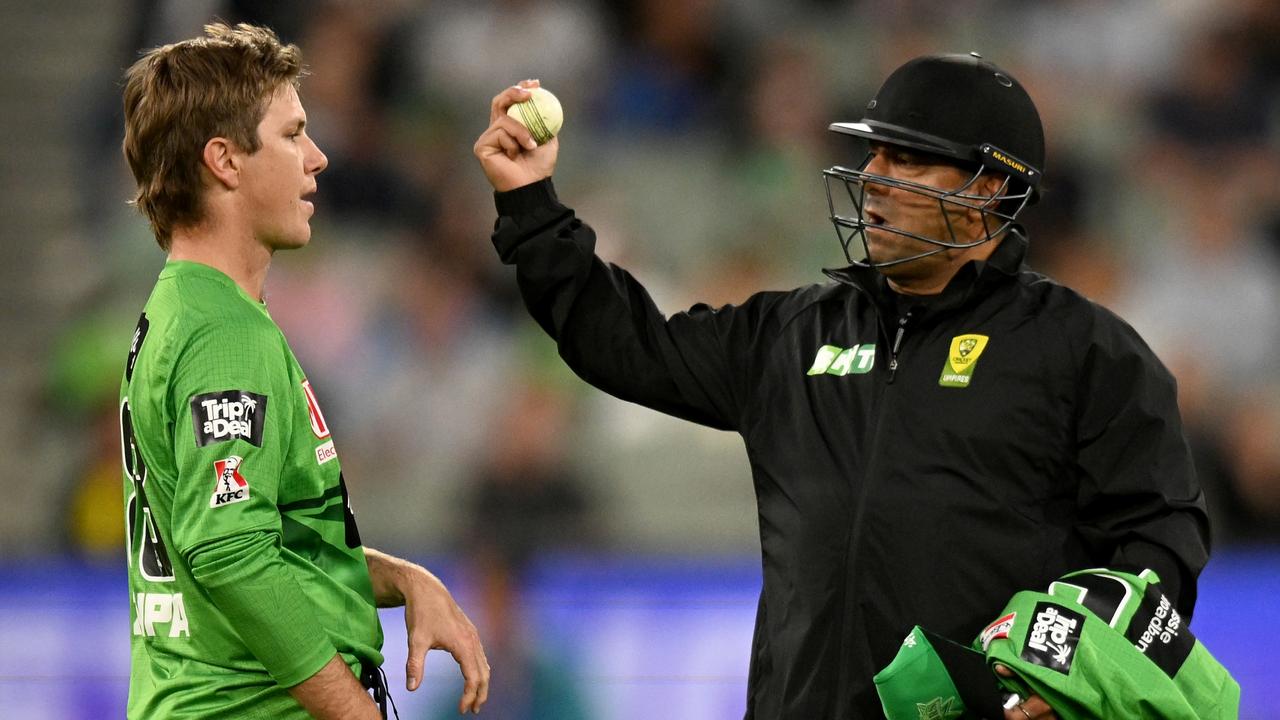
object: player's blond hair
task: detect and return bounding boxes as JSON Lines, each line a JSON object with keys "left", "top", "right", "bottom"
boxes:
{"left": 122, "top": 23, "right": 304, "bottom": 249}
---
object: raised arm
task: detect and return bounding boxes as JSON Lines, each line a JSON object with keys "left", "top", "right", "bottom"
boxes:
{"left": 474, "top": 82, "right": 782, "bottom": 430}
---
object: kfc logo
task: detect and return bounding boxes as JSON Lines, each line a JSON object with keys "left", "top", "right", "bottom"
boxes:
{"left": 210, "top": 456, "right": 250, "bottom": 508}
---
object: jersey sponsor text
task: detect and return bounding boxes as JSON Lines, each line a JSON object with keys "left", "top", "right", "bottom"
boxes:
{"left": 190, "top": 390, "right": 268, "bottom": 447}
{"left": 132, "top": 592, "right": 190, "bottom": 637}
{"left": 807, "top": 343, "right": 876, "bottom": 376}
{"left": 301, "top": 379, "right": 331, "bottom": 438}
{"left": 315, "top": 439, "right": 338, "bottom": 465}
{"left": 1022, "top": 602, "right": 1082, "bottom": 674}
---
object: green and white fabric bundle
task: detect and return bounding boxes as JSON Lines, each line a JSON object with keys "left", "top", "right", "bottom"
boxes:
{"left": 876, "top": 568, "right": 1240, "bottom": 720}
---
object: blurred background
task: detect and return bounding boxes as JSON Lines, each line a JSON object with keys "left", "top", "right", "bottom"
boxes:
{"left": 2, "top": 0, "right": 1279, "bottom": 717}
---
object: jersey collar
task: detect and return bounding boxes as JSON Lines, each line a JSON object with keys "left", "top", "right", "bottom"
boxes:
{"left": 160, "top": 260, "right": 270, "bottom": 313}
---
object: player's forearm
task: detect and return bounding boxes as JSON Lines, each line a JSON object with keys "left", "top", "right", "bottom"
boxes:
{"left": 288, "top": 653, "right": 381, "bottom": 720}
{"left": 364, "top": 546, "right": 416, "bottom": 607}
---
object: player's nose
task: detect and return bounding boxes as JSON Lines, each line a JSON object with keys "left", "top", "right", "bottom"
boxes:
{"left": 306, "top": 137, "right": 328, "bottom": 175}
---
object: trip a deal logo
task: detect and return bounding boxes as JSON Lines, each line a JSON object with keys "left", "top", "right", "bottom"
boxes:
{"left": 190, "top": 390, "right": 268, "bottom": 447}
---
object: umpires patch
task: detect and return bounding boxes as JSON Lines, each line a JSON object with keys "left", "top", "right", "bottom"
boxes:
{"left": 1021, "top": 602, "right": 1083, "bottom": 674}
{"left": 190, "top": 390, "right": 268, "bottom": 447}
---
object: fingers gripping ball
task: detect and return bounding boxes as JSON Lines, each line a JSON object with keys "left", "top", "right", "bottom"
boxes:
{"left": 507, "top": 87, "right": 562, "bottom": 145}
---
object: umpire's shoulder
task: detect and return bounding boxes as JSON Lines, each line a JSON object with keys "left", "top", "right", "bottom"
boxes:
{"left": 710, "top": 281, "right": 852, "bottom": 336}
{"left": 1017, "top": 269, "right": 1165, "bottom": 367}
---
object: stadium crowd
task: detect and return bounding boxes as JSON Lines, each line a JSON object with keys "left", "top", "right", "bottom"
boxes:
{"left": 35, "top": 0, "right": 1280, "bottom": 567}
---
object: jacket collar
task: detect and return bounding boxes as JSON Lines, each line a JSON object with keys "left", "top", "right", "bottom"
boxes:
{"left": 822, "top": 228, "right": 1028, "bottom": 316}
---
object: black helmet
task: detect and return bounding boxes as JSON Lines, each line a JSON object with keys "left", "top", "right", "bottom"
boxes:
{"left": 823, "top": 53, "right": 1045, "bottom": 269}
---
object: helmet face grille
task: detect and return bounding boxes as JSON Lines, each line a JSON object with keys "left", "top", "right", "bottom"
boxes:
{"left": 822, "top": 153, "right": 1033, "bottom": 269}
{"left": 823, "top": 55, "right": 1043, "bottom": 271}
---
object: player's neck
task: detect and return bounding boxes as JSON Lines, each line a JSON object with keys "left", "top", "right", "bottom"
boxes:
{"left": 168, "top": 223, "right": 273, "bottom": 302}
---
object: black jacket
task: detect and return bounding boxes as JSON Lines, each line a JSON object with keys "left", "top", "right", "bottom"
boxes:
{"left": 491, "top": 179, "right": 1210, "bottom": 719}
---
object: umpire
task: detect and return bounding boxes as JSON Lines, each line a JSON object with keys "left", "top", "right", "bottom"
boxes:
{"left": 474, "top": 54, "right": 1209, "bottom": 719}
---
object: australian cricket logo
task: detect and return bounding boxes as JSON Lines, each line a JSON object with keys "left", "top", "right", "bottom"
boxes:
{"left": 938, "top": 334, "right": 990, "bottom": 388}
{"left": 916, "top": 696, "right": 962, "bottom": 720}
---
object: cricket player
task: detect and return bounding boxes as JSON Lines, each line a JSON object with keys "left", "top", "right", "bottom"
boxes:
{"left": 119, "top": 23, "right": 488, "bottom": 719}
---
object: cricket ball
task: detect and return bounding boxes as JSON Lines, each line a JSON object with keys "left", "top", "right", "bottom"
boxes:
{"left": 507, "top": 87, "right": 563, "bottom": 145}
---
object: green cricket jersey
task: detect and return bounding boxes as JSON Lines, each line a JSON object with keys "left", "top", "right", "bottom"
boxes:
{"left": 119, "top": 261, "right": 383, "bottom": 718}
{"left": 875, "top": 567, "right": 1240, "bottom": 720}
{"left": 978, "top": 568, "right": 1239, "bottom": 719}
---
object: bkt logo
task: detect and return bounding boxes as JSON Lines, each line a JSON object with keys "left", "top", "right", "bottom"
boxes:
{"left": 210, "top": 456, "right": 250, "bottom": 508}
{"left": 807, "top": 343, "right": 876, "bottom": 376}
{"left": 190, "top": 389, "right": 268, "bottom": 447}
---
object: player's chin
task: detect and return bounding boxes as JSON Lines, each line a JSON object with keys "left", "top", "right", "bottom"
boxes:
{"left": 270, "top": 225, "right": 312, "bottom": 251}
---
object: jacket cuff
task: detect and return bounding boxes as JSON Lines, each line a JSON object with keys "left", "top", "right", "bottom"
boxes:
{"left": 494, "top": 178, "right": 560, "bottom": 217}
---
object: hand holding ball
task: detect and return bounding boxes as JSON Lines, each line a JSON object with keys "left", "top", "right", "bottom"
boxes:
{"left": 507, "top": 87, "right": 563, "bottom": 145}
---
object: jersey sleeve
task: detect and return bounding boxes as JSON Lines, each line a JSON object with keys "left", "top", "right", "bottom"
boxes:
{"left": 167, "top": 318, "right": 290, "bottom": 555}
{"left": 188, "top": 530, "right": 338, "bottom": 687}
{"left": 492, "top": 178, "right": 784, "bottom": 432}
{"left": 166, "top": 315, "right": 339, "bottom": 685}
{"left": 1071, "top": 306, "right": 1211, "bottom": 616}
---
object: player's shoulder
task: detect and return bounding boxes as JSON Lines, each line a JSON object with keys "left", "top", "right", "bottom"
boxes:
{"left": 141, "top": 265, "right": 287, "bottom": 376}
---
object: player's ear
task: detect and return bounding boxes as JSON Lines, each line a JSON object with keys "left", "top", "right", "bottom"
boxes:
{"left": 202, "top": 137, "right": 241, "bottom": 190}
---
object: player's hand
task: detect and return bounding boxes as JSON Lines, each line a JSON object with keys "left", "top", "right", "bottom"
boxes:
{"left": 996, "top": 664, "right": 1058, "bottom": 720}
{"left": 401, "top": 566, "right": 490, "bottom": 714}
{"left": 474, "top": 79, "right": 559, "bottom": 192}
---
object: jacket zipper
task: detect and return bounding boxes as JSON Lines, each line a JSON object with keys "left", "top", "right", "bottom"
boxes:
{"left": 888, "top": 311, "right": 911, "bottom": 383}
{"left": 835, "top": 302, "right": 900, "bottom": 708}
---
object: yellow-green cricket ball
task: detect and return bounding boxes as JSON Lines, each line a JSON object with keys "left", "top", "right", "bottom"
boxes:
{"left": 507, "top": 87, "right": 563, "bottom": 145}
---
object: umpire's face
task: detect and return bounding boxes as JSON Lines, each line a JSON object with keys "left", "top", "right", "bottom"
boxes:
{"left": 862, "top": 142, "right": 1006, "bottom": 289}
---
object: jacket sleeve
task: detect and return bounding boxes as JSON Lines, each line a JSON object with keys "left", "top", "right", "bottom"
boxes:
{"left": 492, "top": 179, "right": 778, "bottom": 432}
{"left": 1072, "top": 307, "right": 1210, "bottom": 618}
